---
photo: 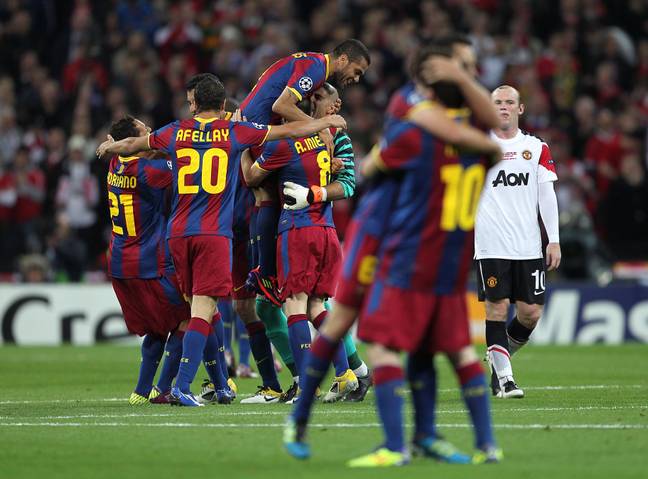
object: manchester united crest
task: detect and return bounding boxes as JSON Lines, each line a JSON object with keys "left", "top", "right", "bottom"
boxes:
{"left": 522, "top": 150, "right": 532, "bottom": 160}
{"left": 487, "top": 276, "right": 498, "bottom": 287}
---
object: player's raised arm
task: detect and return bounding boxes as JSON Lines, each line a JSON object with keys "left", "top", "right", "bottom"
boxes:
{"left": 96, "top": 134, "right": 151, "bottom": 158}
{"left": 421, "top": 56, "right": 499, "bottom": 129}
{"left": 265, "top": 115, "right": 346, "bottom": 142}
{"left": 241, "top": 149, "right": 270, "bottom": 188}
{"left": 409, "top": 104, "right": 501, "bottom": 158}
{"left": 272, "top": 88, "right": 315, "bottom": 123}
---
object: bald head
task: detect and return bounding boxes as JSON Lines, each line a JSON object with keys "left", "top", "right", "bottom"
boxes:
{"left": 312, "top": 82, "right": 340, "bottom": 119}
{"left": 492, "top": 85, "right": 524, "bottom": 133}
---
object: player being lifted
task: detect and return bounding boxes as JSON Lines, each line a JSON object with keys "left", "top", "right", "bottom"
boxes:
{"left": 475, "top": 85, "right": 561, "bottom": 398}
{"left": 97, "top": 77, "right": 346, "bottom": 406}
{"left": 284, "top": 43, "right": 503, "bottom": 466}
{"left": 238, "top": 39, "right": 371, "bottom": 403}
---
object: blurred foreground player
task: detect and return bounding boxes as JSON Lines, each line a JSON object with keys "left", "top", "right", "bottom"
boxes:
{"left": 284, "top": 45, "right": 502, "bottom": 466}
{"left": 97, "top": 77, "right": 347, "bottom": 406}
{"left": 475, "top": 85, "right": 560, "bottom": 398}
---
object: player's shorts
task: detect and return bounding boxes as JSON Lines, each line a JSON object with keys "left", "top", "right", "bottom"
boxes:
{"left": 231, "top": 237, "right": 255, "bottom": 300}
{"left": 335, "top": 218, "right": 381, "bottom": 309}
{"left": 358, "top": 282, "right": 471, "bottom": 354}
{"left": 168, "top": 235, "right": 232, "bottom": 298}
{"left": 277, "top": 226, "right": 341, "bottom": 300}
{"left": 112, "top": 273, "right": 189, "bottom": 337}
{"left": 476, "top": 258, "right": 546, "bottom": 305}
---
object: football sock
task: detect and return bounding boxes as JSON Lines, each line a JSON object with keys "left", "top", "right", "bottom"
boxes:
{"left": 256, "top": 297, "right": 295, "bottom": 374}
{"left": 287, "top": 313, "right": 311, "bottom": 380}
{"left": 323, "top": 300, "right": 365, "bottom": 372}
{"left": 134, "top": 334, "right": 165, "bottom": 397}
{"left": 212, "top": 313, "right": 229, "bottom": 380}
{"left": 257, "top": 201, "right": 279, "bottom": 278}
{"left": 176, "top": 317, "right": 211, "bottom": 394}
{"left": 312, "top": 311, "right": 348, "bottom": 376}
{"left": 507, "top": 316, "right": 533, "bottom": 355}
{"left": 245, "top": 321, "right": 281, "bottom": 392}
{"left": 292, "top": 333, "right": 337, "bottom": 424}
{"left": 157, "top": 329, "right": 184, "bottom": 393}
{"left": 456, "top": 361, "right": 495, "bottom": 449}
{"left": 203, "top": 324, "right": 228, "bottom": 390}
{"left": 219, "top": 299, "right": 235, "bottom": 354}
{"left": 250, "top": 206, "right": 259, "bottom": 267}
{"left": 407, "top": 352, "right": 436, "bottom": 440}
{"left": 486, "top": 320, "right": 513, "bottom": 383}
{"left": 374, "top": 365, "right": 405, "bottom": 452}
{"left": 235, "top": 316, "right": 251, "bottom": 366}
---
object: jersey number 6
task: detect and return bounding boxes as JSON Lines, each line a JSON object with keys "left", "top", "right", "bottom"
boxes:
{"left": 177, "top": 147, "right": 229, "bottom": 194}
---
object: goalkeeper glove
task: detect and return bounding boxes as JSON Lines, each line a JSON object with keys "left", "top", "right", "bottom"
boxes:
{"left": 282, "top": 181, "right": 327, "bottom": 210}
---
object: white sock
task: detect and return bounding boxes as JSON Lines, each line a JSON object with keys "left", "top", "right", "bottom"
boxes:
{"left": 487, "top": 345, "right": 513, "bottom": 386}
{"left": 353, "top": 361, "right": 369, "bottom": 378}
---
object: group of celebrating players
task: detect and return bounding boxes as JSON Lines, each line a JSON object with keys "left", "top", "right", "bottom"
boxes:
{"left": 97, "top": 32, "right": 561, "bottom": 467}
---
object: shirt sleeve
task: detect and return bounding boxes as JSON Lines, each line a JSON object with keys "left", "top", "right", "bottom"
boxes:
{"left": 143, "top": 159, "right": 172, "bottom": 189}
{"left": 537, "top": 143, "right": 558, "bottom": 183}
{"left": 255, "top": 141, "right": 291, "bottom": 171}
{"left": 148, "top": 121, "right": 179, "bottom": 154}
{"left": 331, "top": 131, "right": 356, "bottom": 198}
{"left": 231, "top": 121, "right": 272, "bottom": 149}
{"left": 377, "top": 127, "right": 420, "bottom": 171}
{"left": 286, "top": 57, "right": 327, "bottom": 101}
{"left": 538, "top": 181, "right": 560, "bottom": 243}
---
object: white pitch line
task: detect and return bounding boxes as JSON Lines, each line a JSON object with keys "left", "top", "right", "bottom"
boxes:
{"left": 1, "top": 404, "right": 645, "bottom": 421}
{"left": 0, "top": 384, "right": 645, "bottom": 405}
{"left": 0, "top": 422, "right": 646, "bottom": 430}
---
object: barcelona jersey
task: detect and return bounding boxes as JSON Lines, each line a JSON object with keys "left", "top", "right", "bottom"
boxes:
{"left": 107, "top": 154, "right": 172, "bottom": 279}
{"left": 148, "top": 118, "right": 271, "bottom": 239}
{"left": 241, "top": 52, "right": 330, "bottom": 124}
{"left": 255, "top": 135, "right": 334, "bottom": 234}
{"left": 373, "top": 85, "right": 487, "bottom": 294}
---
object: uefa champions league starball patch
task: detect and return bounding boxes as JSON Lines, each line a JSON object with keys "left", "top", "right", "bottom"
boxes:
{"left": 298, "top": 76, "right": 313, "bottom": 91}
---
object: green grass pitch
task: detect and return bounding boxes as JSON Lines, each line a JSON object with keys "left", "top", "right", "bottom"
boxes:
{"left": 0, "top": 344, "right": 646, "bottom": 478}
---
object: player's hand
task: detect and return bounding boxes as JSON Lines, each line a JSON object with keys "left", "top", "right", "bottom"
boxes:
{"left": 546, "top": 243, "right": 561, "bottom": 271}
{"left": 421, "top": 57, "right": 467, "bottom": 85}
{"left": 283, "top": 181, "right": 310, "bottom": 210}
{"left": 331, "top": 157, "right": 344, "bottom": 174}
{"left": 96, "top": 135, "right": 115, "bottom": 158}
{"left": 319, "top": 127, "right": 334, "bottom": 158}
{"left": 230, "top": 109, "right": 246, "bottom": 122}
{"left": 327, "top": 98, "right": 342, "bottom": 115}
{"left": 324, "top": 114, "right": 347, "bottom": 130}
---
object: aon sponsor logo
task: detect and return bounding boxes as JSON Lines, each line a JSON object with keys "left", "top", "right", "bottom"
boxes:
{"left": 492, "top": 170, "right": 529, "bottom": 187}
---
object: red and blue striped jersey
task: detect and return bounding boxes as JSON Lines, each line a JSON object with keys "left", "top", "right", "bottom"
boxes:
{"left": 256, "top": 135, "right": 334, "bottom": 234}
{"left": 240, "top": 52, "right": 330, "bottom": 124}
{"left": 148, "top": 118, "right": 271, "bottom": 239}
{"left": 373, "top": 85, "right": 487, "bottom": 294}
{"left": 107, "top": 154, "right": 172, "bottom": 279}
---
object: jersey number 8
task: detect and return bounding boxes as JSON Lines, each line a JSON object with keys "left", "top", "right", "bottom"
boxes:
{"left": 177, "top": 147, "right": 229, "bottom": 194}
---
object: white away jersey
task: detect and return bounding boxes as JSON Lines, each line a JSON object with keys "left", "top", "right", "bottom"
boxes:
{"left": 474, "top": 129, "right": 557, "bottom": 260}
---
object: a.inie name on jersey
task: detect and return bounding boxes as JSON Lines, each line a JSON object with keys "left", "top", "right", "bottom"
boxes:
{"left": 492, "top": 170, "right": 529, "bottom": 187}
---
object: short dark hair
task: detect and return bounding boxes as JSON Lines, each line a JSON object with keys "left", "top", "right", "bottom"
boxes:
{"left": 109, "top": 115, "right": 138, "bottom": 141}
{"left": 410, "top": 43, "right": 465, "bottom": 108}
{"left": 333, "top": 39, "right": 371, "bottom": 65}
{"left": 320, "top": 82, "right": 337, "bottom": 96}
{"left": 194, "top": 77, "right": 226, "bottom": 113}
{"left": 185, "top": 73, "right": 221, "bottom": 92}
{"left": 224, "top": 97, "right": 240, "bottom": 113}
{"left": 435, "top": 33, "right": 472, "bottom": 48}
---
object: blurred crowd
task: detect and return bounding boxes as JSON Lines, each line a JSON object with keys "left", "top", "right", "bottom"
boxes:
{"left": 0, "top": 0, "right": 646, "bottom": 282}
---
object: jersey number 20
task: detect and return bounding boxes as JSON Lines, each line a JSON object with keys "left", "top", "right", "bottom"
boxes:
{"left": 440, "top": 163, "right": 485, "bottom": 231}
{"left": 177, "top": 147, "right": 228, "bottom": 194}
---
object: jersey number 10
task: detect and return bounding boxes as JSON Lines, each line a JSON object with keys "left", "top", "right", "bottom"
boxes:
{"left": 440, "top": 163, "right": 485, "bottom": 231}
{"left": 177, "top": 147, "right": 229, "bottom": 194}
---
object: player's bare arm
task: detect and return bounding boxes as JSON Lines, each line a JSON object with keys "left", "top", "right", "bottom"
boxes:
{"left": 272, "top": 88, "right": 316, "bottom": 122}
{"left": 241, "top": 150, "right": 270, "bottom": 188}
{"left": 265, "top": 115, "right": 346, "bottom": 142}
{"left": 96, "top": 134, "right": 151, "bottom": 158}
{"left": 409, "top": 105, "right": 501, "bottom": 158}
{"left": 422, "top": 57, "right": 499, "bottom": 129}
